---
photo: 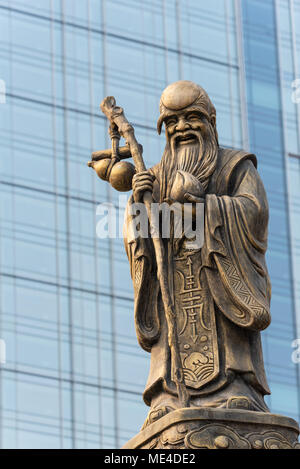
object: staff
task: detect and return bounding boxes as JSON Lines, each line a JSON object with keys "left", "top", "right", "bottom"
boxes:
{"left": 92, "top": 96, "right": 190, "bottom": 408}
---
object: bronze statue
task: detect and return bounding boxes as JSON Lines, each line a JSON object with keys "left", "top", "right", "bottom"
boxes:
{"left": 126, "top": 80, "right": 272, "bottom": 419}
{"left": 89, "top": 81, "right": 299, "bottom": 449}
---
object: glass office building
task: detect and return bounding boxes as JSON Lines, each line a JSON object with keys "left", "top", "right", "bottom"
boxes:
{"left": 0, "top": 0, "right": 299, "bottom": 448}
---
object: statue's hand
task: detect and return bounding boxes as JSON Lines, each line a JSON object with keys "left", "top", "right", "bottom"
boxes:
{"left": 163, "top": 197, "right": 176, "bottom": 205}
{"left": 132, "top": 171, "right": 155, "bottom": 203}
{"left": 184, "top": 192, "right": 205, "bottom": 204}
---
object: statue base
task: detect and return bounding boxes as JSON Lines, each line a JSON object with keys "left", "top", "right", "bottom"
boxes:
{"left": 123, "top": 407, "right": 300, "bottom": 449}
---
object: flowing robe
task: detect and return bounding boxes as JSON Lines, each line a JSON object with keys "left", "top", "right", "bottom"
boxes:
{"left": 123, "top": 147, "right": 271, "bottom": 411}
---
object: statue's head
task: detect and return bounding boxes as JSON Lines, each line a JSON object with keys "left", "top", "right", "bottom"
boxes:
{"left": 157, "top": 80, "right": 218, "bottom": 146}
{"left": 157, "top": 81, "right": 219, "bottom": 196}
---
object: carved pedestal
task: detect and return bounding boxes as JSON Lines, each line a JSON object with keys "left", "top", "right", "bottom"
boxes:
{"left": 123, "top": 408, "right": 300, "bottom": 449}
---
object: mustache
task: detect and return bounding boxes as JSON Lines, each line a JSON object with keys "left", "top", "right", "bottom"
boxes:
{"left": 170, "top": 129, "right": 204, "bottom": 157}
{"left": 170, "top": 129, "right": 203, "bottom": 145}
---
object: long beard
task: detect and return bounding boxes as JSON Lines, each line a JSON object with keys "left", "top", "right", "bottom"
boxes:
{"left": 158, "top": 126, "right": 218, "bottom": 202}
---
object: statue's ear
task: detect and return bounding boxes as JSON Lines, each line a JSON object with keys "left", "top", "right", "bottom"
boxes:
{"left": 157, "top": 116, "right": 163, "bottom": 134}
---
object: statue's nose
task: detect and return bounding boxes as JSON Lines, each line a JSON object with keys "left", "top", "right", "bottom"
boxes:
{"left": 176, "top": 118, "right": 188, "bottom": 131}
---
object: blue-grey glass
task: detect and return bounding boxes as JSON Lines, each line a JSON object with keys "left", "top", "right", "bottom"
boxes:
{"left": 0, "top": 0, "right": 299, "bottom": 448}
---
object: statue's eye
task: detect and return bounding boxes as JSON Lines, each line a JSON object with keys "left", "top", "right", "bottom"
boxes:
{"left": 166, "top": 117, "right": 177, "bottom": 126}
{"left": 187, "top": 113, "right": 201, "bottom": 121}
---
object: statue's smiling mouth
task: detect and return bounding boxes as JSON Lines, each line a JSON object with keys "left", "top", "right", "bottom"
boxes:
{"left": 175, "top": 133, "right": 198, "bottom": 145}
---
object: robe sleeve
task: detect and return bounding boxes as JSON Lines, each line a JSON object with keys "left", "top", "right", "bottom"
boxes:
{"left": 202, "top": 158, "right": 271, "bottom": 331}
{"left": 123, "top": 195, "right": 160, "bottom": 352}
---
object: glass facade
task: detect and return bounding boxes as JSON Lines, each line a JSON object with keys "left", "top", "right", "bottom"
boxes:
{"left": 0, "top": 0, "right": 299, "bottom": 448}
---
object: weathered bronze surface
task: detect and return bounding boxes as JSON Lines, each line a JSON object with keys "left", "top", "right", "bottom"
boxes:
{"left": 89, "top": 80, "right": 299, "bottom": 449}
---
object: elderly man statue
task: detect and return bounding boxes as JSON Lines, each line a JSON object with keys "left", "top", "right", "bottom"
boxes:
{"left": 123, "top": 80, "right": 271, "bottom": 428}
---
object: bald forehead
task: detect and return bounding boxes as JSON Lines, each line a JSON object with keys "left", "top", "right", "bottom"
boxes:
{"left": 161, "top": 81, "right": 200, "bottom": 110}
